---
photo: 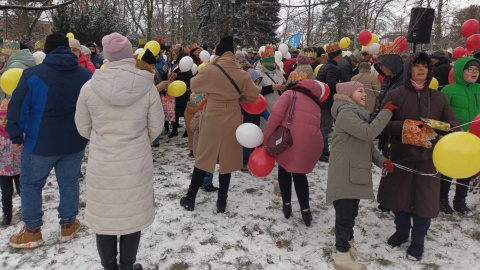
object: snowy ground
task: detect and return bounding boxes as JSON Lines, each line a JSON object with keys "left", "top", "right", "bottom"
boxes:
{"left": 1, "top": 125, "right": 480, "bottom": 270}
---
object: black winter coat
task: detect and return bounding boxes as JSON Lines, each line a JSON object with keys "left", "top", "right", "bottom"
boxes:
{"left": 433, "top": 59, "right": 451, "bottom": 91}
{"left": 316, "top": 59, "right": 339, "bottom": 109}
{"left": 173, "top": 64, "right": 193, "bottom": 118}
{"left": 338, "top": 55, "right": 358, "bottom": 82}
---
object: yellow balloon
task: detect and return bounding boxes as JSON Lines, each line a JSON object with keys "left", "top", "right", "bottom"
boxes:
{"left": 314, "top": 64, "right": 323, "bottom": 77}
{"left": 197, "top": 63, "right": 208, "bottom": 73}
{"left": 66, "top": 32, "right": 74, "bottom": 39}
{"left": 429, "top": 78, "right": 439, "bottom": 90}
{"left": 339, "top": 37, "right": 351, "bottom": 49}
{"left": 361, "top": 45, "right": 365, "bottom": 51}
{"left": 144, "top": 41, "right": 160, "bottom": 56}
{"left": 137, "top": 50, "right": 146, "bottom": 60}
{"left": 100, "top": 64, "right": 105, "bottom": 69}
{"left": 368, "top": 33, "right": 379, "bottom": 45}
{"left": 433, "top": 132, "right": 480, "bottom": 179}
{"left": 167, "top": 80, "right": 187, "bottom": 97}
{"left": 0, "top": 68, "right": 24, "bottom": 96}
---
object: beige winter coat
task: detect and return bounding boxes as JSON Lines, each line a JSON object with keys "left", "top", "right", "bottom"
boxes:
{"left": 75, "top": 58, "right": 164, "bottom": 235}
{"left": 191, "top": 52, "right": 259, "bottom": 173}
{"left": 326, "top": 94, "right": 391, "bottom": 203}
{"left": 351, "top": 70, "right": 381, "bottom": 114}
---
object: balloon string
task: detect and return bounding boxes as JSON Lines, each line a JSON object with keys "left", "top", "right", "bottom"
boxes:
{"left": 450, "top": 118, "right": 480, "bottom": 130}
{"left": 390, "top": 163, "right": 475, "bottom": 188}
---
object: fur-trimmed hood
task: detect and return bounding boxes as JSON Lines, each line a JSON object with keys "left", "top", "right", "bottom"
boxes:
{"left": 331, "top": 94, "right": 370, "bottom": 121}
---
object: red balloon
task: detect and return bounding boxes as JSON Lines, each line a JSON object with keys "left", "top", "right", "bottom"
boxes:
{"left": 248, "top": 148, "right": 275, "bottom": 177}
{"left": 241, "top": 94, "right": 267, "bottom": 115}
{"left": 466, "top": 34, "right": 480, "bottom": 51}
{"left": 318, "top": 82, "right": 330, "bottom": 103}
{"left": 377, "top": 73, "right": 384, "bottom": 84}
{"left": 469, "top": 114, "right": 480, "bottom": 138}
{"left": 448, "top": 68, "right": 454, "bottom": 84}
{"left": 358, "top": 30, "right": 372, "bottom": 46}
{"left": 461, "top": 19, "right": 480, "bottom": 37}
{"left": 393, "top": 36, "right": 408, "bottom": 52}
{"left": 453, "top": 47, "right": 466, "bottom": 59}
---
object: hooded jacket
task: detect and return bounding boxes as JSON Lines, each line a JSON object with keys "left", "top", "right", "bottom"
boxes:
{"left": 4, "top": 49, "right": 36, "bottom": 71}
{"left": 374, "top": 54, "right": 404, "bottom": 103}
{"left": 75, "top": 58, "right": 164, "bottom": 235}
{"left": 377, "top": 52, "right": 460, "bottom": 219}
{"left": 441, "top": 57, "right": 480, "bottom": 131}
{"left": 433, "top": 58, "right": 451, "bottom": 91}
{"left": 6, "top": 46, "right": 92, "bottom": 156}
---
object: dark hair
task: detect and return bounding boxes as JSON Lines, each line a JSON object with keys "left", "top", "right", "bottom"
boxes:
{"left": 412, "top": 57, "right": 429, "bottom": 66}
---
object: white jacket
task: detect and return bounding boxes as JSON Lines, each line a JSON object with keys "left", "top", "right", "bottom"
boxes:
{"left": 75, "top": 58, "right": 164, "bottom": 235}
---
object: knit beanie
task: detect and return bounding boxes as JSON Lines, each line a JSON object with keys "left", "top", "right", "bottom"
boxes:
{"left": 81, "top": 45, "right": 91, "bottom": 56}
{"left": 102, "top": 32, "right": 133, "bottom": 62}
{"left": 235, "top": 51, "right": 245, "bottom": 59}
{"left": 44, "top": 33, "right": 69, "bottom": 54}
{"left": 69, "top": 38, "right": 82, "bottom": 52}
{"left": 215, "top": 36, "right": 234, "bottom": 56}
{"left": 336, "top": 81, "right": 364, "bottom": 97}
{"left": 296, "top": 55, "right": 311, "bottom": 65}
{"left": 141, "top": 49, "right": 156, "bottom": 65}
{"left": 431, "top": 50, "right": 446, "bottom": 59}
{"left": 464, "top": 60, "right": 480, "bottom": 70}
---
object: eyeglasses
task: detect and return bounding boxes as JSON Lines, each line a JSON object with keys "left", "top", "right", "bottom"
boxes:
{"left": 466, "top": 67, "right": 480, "bottom": 74}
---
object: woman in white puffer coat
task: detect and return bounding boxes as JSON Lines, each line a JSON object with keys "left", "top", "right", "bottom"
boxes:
{"left": 75, "top": 33, "right": 164, "bottom": 270}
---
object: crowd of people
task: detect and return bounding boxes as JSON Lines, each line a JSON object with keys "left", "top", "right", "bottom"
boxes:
{"left": 0, "top": 32, "right": 479, "bottom": 270}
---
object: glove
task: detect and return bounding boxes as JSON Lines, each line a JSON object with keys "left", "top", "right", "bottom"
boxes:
{"left": 383, "top": 101, "right": 398, "bottom": 112}
{"left": 383, "top": 160, "right": 394, "bottom": 173}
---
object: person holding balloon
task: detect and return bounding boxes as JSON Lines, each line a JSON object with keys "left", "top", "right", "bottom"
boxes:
{"left": 377, "top": 52, "right": 460, "bottom": 261}
{"left": 179, "top": 36, "right": 259, "bottom": 213}
{"left": 439, "top": 57, "right": 480, "bottom": 215}
{"left": 327, "top": 81, "right": 396, "bottom": 270}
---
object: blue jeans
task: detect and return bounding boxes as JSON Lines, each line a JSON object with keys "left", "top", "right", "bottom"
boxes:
{"left": 394, "top": 211, "right": 431, "bottom": 245}
{"left": 203, "top": 172, "right": 213, "bottom": 186}
{"left": 153, "top": 136, "right": 160, "bottom": 146}
{"left": 243, "top": 147, "right": 254, "bottom": 166}
{"left": 20, "top": 149, "right": 84, "bottom": 229}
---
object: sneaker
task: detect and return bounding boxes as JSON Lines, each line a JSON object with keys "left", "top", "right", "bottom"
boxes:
{"left": 202, "top": 184, "right": 219, "bottom": 192}
{"left": 348, "top": 240, "right": 371, "bottom": 262}
{"left": 9, "top": 225, "right": 44, "bottom": 248}
{"left": 439, "top": 199, "right": 454, "bottom": 214}
{"left": 406, "top": 242, "right": 424, "bottom": 261}
{"left": 387, "top": 232, "right": 409, "bottom": 248}
{"left": 333, "top": 251, "right": 366, "bottom": 270}
{"left": 319, "top": 155, "right": 329, "bottom": 163}
{"left": 60, "top": 219, "right": 80, "bottom": 241}
{"left": 453, "top": 200, "right": 472, "bottom": 216}
{"left": 240, "top": 166, "right": 249, "bottom": 172}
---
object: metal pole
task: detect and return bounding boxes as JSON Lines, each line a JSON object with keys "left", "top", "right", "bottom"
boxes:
{"left": 413, "top": 43, "right": 417, "bottom": 53}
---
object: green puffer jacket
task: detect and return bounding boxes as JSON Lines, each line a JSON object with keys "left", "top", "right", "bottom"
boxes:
{"left": 441, "top": 57, "right": 480, "bottom": 131}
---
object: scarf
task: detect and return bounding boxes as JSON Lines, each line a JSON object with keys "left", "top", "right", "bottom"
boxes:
{"left": 410, "top": 79, "right": 426, "bottom": 91}
{"left": 0, "top": 126, "right": 8, "bottom": 139}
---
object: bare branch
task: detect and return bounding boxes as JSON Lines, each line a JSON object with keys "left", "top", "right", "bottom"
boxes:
{"left": 0, "top": 0, "right": 76, "bottom": 11}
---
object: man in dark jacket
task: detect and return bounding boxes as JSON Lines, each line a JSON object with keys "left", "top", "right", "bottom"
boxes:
{"left": 86, "top": 42, "right": 103, "bottom": 69}
{"left": 430, "top": 50, "right": 451, "bottom": 91}
{"left": 316, "top": 44, "right": 343, "bottom": 162}
{"left": 338, "top": 52, "right": 361, "bottom": 82}
{"left": 7, "top": 33, "right": 92, "bottom": 249}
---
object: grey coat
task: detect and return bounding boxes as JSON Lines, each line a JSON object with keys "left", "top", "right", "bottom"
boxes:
{"left": 326, "top": 94, "right": 392, "bottom": 203}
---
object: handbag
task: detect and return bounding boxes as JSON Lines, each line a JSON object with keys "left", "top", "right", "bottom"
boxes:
{"left": 266, "top": 91, "right": 297, "bottom": 156}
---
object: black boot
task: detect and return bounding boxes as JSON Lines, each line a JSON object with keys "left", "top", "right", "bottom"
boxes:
{"left": 282, "top": 204, "right": 292, "bottom": 219}
{"left": 180, "top": 189, "right": 197, "bottom": 211}
{"left": 133, "top": 263, "right": 143, "bottom": 270}
{"left": 301, "top": 210, "right": 312, "bottom": 227}
{"left": 2, "top": 214, "right": 12, "bottom": 226}
{"left": 453, "top": 199, "right": 472, "bottom": 215}
{"left": 387, "top": 232, "right": 409, "bottom": 247}
{"left": 406, "top": 242, "right": 424, "bottom": 261}
{"left": 216, "top": 194, "right": 228, "bottom": 213}
{"left": 439, "top": 199, "right": 454, "bottom": 214}
{"left": 169, "top": 121, "right": 179, "bottom": 138}
{"left": 182, "top": 131, "right": 188, "bottom": 138}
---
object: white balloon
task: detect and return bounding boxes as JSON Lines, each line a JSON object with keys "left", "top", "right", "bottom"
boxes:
{"left": 365, "top": 43, "right": 380, "bottom": 55}
{"left": 235, "top": 123, "right": 264, "bottom": 148}
{"left": 258, "top": 46, "right": 266, "bottom": 57}
{"left": 191, "top": 63, "right": 198, "bottom": 75}
{"left": 199, "top": 50, "right": 210, "bottom": 63}
{"left": 32, "top": 51, "right": 46, "bottom": 65}
{"left": 163, "top": 55, "right": 167, "bottom": 62}
{"left": 278, "top": 44, "right": 289, "bottom": 57}
{"left": 285, "top": 52, "right": 291, "bottom": 59}
{"left": 179, "top": 56, "right": 194, "bottom": 72}
{"left": 210, "top": 55, "right": 217, "bottom": 63}
{"left": 276, "top": 61, "right": 284, "bottom": 69}
{"left": 134, "top": 48, "right": 143, "bottom": 56}
{"left": 274, "top": 51, "right": 283, "bottom": 63}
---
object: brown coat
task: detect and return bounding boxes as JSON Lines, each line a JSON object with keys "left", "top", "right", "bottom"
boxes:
{"left": 191, "top": 52, "right": 259, "bottom": 173}
{"left": 351, "top": 70, "right": 381, "bottom": 114}
{"left": 377, "top": 52, "right": 460, "bottom": 219}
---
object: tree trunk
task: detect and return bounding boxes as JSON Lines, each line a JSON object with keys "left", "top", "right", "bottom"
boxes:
{"left": 433, "top": 0, "right": 443, "bottom": 50}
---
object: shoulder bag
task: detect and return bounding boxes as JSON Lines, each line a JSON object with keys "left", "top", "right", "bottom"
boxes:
{"left": 266, "top": 91, "right": 297, "bottom": 156}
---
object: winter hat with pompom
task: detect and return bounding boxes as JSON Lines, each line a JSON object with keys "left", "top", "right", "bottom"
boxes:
{"left": 69, "top": 38, "right": 82, "bottom": 52}
{"left": 336, "top": 81, "right": 364, "bottom": 97}
{"left": 102, "top": 32, "right": 133, "bottom": 62}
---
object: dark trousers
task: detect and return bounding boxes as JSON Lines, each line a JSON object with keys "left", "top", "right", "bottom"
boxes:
{"left": 277, "top": 166, "right": 309, "bottom": 210}
{"left": 440, "top": 175, "right": 472, "bottom": 202}
{"left": 0, "top": 175, "right": 20, "bottom": 215}
{"left": 320, "top": 108, "right": 333, "bottom": 156}
{"left": 333, "top": 199, "right": 360, "bottom": 252}
{"left": 189, "top": 167, "right": 231, "bottom": 194}
{"left": 96, "top": 231, "right": 141, "bottom": 270}
{"left": 394, "top": 211, "right": 431, "bottom": 245}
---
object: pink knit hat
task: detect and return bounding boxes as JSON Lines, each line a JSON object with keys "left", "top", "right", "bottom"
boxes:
{"left": 102, "top": 33, "right": 133, "bottom": 62}
{"left": 296, "top": 55, "right": 311, "bottom": 65}
{"left": 336, "top": 81, "right": 364, "bottom": 97}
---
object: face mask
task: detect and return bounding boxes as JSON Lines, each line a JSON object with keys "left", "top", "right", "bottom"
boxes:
{"left": 265, "top": 65, "right": 275, "bottom": 71}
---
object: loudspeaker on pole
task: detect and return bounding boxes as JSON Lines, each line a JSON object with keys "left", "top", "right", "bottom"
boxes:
{"left": 407, "top": 8, "right": 435, "bottom": 44}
